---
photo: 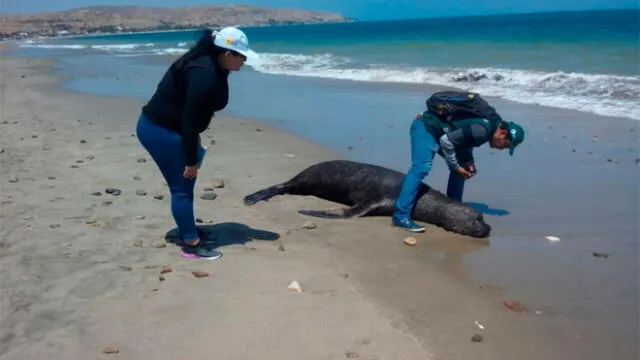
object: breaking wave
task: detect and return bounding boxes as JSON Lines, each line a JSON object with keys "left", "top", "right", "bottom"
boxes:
{"left": 19, "top": 41, "right": 640, "bottom": 120}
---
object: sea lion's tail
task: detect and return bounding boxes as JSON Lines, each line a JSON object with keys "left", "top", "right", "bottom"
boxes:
{"left": 243, "top": 183, "right": 287, "bottom": 206}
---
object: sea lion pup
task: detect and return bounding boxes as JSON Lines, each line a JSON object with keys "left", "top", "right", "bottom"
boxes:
{"left": 243, "top": 160, "right": 491, "bottom": 238}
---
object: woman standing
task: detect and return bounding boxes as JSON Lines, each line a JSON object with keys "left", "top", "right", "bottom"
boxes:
{"left": 136, "top": 26, "right": 259, "bottom": 259}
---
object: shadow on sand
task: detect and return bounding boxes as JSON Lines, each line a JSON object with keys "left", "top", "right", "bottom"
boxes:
{"left": 164, "top": 222, "right": 280, "bottom": 248}
{"left": 464, "top": 202, "right": 510, "bottom": 216}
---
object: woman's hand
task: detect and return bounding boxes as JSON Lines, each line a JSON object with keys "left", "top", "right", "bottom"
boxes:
{"left": 184, "top": 165, "right": 198, "bottom": 179}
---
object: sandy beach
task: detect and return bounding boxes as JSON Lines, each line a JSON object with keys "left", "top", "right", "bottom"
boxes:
{"left": 1, "top": 53, "right": 637, "bottom": 360}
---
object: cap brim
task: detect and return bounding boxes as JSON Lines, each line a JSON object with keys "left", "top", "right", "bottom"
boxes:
{"left": 237, "top": 48, "right": 259, "bottom": 59}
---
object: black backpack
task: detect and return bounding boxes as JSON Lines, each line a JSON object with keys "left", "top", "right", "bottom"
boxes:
{"left": 426, "top": 91, "right": 503, "bottom": 124}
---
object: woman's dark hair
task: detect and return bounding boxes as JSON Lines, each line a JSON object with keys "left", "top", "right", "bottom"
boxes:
{"left": 169, "top": 28, "right": 225, "bottom": 80}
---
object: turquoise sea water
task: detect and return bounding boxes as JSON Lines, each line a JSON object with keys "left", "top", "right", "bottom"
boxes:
{"left": 18, "top": 9, "right": 640, "bottom": 120}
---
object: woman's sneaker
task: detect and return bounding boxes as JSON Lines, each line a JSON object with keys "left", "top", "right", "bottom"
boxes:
{"left": 181, "top": 243, "right": 223, "bottom": 260}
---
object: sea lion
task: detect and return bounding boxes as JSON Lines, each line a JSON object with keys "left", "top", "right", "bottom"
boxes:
{"left": 243, "top": 160, "right": 491, "bottom": 238}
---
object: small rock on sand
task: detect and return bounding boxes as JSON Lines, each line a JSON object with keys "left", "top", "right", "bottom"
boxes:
{"left": 102, "top": 347, "right": 120, "bottom": 354}
{"left": 133, "top": 176, "right": 142, "bottom": 180}
{"left": 212, "top": 179, "right": 225, "bottom": 188}
{"left": 8, "top": 176, "right": 18, "bottom": 183}
{"left": 503, "top": 300, "right": 528, "bottom": 312}
{"left": 192, "top": 271, "right": 209, "bottom": 278}
{"left": 592, "top": 252, "right": 609, "bottom": 259}
{"left": 117, "top": 266, "right": 133, "bottom": 272}
{"left": 105, "top": 188, "right": 121, "bottom": 196}
{"left": 203, "top": 186, "right": 214, "bottom": 192}
{"left": 302, "top": 221, "right": 316, "bottom": 230}
{"left": 160, "top": 265, "right": 172, "bottom": 274}
{"left": 346, "top": 351, "right": 360, "bottom": 358}
{"left": 49, "top": 224, "right": 61, "bottom": 229}
{"left": 403, "top": 237, "right": 417, "bottom": 246}
{"left": 153, "top": 194, "right": 164, "bottom": 200}
{"left": 91, "top": 192, "right": 102, "bottom": 196}
{"left": 86, "top": 155, "right": 95, "bottom": 160}
{"left": 471, "top": 334, "right": 483, "bottom": 343}
{"left": 48, "top": 176, "right": 56, "bottom": 180}
{"left": 200, "top": 193, "right": 217, "bottom": 201}
{"left": 137, "top": 158, "right": 146, "bottom": 163}
{"left": 80, "top": 139, "right": 87, "bottom": 144}
{"left": 135, "top": 189, "right": 147, "bottom": 196}
{"left": 278, "top": 244, "right": 285, "bottom": 252}
{"left": 135, "top": 216, "right": 145, "bottom": 220}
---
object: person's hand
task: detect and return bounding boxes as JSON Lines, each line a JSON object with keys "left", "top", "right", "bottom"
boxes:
{"left": 467, "top": 163, "right": 477, "bottom": 175}
{"left": 183, "top": 165, "right": 198, "bottom": 179}
{"left": 456, "top": 166, "right": 474, "bottom": 179}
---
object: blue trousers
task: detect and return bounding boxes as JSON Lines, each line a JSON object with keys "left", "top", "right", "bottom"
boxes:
{"left": 136, "top": 113, "right": 205, "bottom": 241}
{"left": 393, "top": 118, "right": 466, "bottom": 220}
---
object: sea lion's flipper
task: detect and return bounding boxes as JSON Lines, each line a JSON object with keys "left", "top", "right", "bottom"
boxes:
{"left": 244, "top": 184, "right": 287, "bottom": 206}
{"left": 298, "top": 203, "right": 374, "bottom": 219}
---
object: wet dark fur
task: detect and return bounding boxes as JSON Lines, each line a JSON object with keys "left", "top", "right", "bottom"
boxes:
{"left": 243, "top": 160, "right": 491, "bottom": 238}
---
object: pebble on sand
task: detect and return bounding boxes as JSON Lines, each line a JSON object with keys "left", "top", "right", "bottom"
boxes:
{"left": 192, "top": 271, "right": 209, "bottom": 278}
{"left": 403, "top": 237, "right": 417, "bottom": 246}
{"left": 8, "top": 176, "right": 18, "bottom": 183}
{"left": 102, "top": 347, "right": 120, "bottom": 354}
{"left": 471, "top": 334, "right": 484, "bottom": 343}
{"left": 545, "top": 236, "right": 560, "bottom": 242}
{"left": 137, "top": 158, "right": 146, "bottom": 163}
{"left": 287, "top": 280, "right": 302, "bottom": 293}
{"left": 105, "top": 188, "right": 122, "bottom": 196}
{"left": 153, "top": 194, "right": 164, "bottom": 200}
{"left": 346, "top": 351, "right": 360, "bottom": 358}
{"left": 49, "top": 224, "right": 61, "bottom": 229}
{"left": 91, "top": 192, "right": 102, "bottom": 196}
{"left": 135, "top": 189, "right": 147, "bottom": 196}
{"left": 200, "top": 193, "right": 218, "bottom": 200}
{"left": 301, "top": 221, "right": 316, "bottom": 230}
{"left": 212, "top": 179, "right": 225, "bottom": 188}
{"left": 503, "top": 300, "right": 529, "bottom": 312}
{"left": 160, "top": 265, "right": 172, "bottom": 274}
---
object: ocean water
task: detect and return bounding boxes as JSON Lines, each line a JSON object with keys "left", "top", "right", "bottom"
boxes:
{"left": 18, "top": 9, "right": 640, "bottom": 120}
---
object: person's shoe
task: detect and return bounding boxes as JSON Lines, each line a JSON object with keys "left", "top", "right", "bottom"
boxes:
{"left": 392, "top": 217, "right": 426, "bottom": 232}
{"left": 181, "top": 242, "right": 223, "bottom": 260}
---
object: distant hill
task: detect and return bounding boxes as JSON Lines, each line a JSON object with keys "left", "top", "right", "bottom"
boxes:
{"left": 0, "top": 5, "right": 355, "bottom": 39}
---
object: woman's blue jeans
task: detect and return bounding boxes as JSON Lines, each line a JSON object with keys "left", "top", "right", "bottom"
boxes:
{"left": 393, "top": 119, "right": 466, "bottom": 221}
{"left": 136, "top": 113, "right": 205, "bottom": 241}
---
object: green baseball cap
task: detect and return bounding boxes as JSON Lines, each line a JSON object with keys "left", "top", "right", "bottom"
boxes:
{"left": 506, "top": 121, "right": 525, "bottom": 155}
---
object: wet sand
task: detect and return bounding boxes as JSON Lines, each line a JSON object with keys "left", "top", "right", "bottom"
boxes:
{"left": 1, "top": 54, "right": 638, "bottom": 360}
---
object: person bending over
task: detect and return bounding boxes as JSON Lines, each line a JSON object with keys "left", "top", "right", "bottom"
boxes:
{"left": 392, "top": 92, "right": 525, "bottom": 232}
{"left": 136, "top": 27, "right": 259, "bottom": 259}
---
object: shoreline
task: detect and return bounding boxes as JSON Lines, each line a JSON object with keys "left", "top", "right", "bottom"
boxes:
{"left": 1, "top": 52, "right": 637, "bottom": 360}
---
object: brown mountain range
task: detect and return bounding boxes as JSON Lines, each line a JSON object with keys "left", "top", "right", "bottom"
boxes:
{"left": 0, "top": 5, "right": 353, "bottom": 38}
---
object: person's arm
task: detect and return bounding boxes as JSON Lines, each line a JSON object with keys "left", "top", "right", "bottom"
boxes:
{"left": 438, "top": 123, "right": 488, "bottom": 171}
{"left": 179, "top": 67, "right": 215, "bottom": 166}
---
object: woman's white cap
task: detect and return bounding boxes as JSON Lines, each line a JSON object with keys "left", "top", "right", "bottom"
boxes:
{"left": 213, "top": 26, "right": 259, "bottom": 59}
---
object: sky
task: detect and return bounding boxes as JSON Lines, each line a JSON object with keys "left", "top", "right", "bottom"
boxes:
{"left": 1, "top": 0, "right": 637, "bottom": 20}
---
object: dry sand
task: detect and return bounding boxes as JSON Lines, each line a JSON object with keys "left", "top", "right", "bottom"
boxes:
{"left": 0, "top": 55, "right": 608, "bottom": 360}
